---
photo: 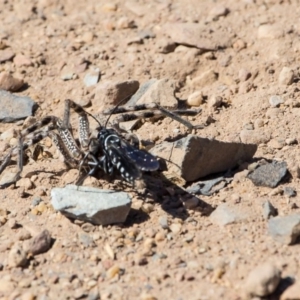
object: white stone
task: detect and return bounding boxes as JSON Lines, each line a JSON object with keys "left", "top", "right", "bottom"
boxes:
{"left": 51, "top": 185, "right": 131, "bottom": 225}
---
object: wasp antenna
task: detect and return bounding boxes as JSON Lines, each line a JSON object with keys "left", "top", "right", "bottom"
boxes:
{"left": 104, "top": 93, "right": 134, "bottom": 128}
{"left": 85, "top": 110, "right": 102, "bottom": 128}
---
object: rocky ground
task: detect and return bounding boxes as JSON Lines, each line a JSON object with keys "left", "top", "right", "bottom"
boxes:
{"left": 1, "top": 0, "right": 300, "bottom": 299}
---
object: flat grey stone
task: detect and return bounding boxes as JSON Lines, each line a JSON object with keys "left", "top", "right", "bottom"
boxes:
{"left": 247, "top": 161, "right": 287, "bottom": 188}
{"left": 209, "top": 203, "right": 247, "bottom": 226}
{"left": 83, "top": 69, "right": 100, "bottom": 87}
{"left": 51, "top": 185, "right": 131, "bottom": 225}
{"left": 126, "top": 79, "right": 157, "bottom": 106}
{"left": 150, "top": 135, "right": 257, "bottom": 182}
{"left": 128, "top": 78, "right": 178, "bottom": 109}
{"left": 0, "top": 90, "right": 37, "bottom": 122}
{"left": 186, "top": 172, "right": 232, "bottom": 195}
{"left": 283, "top": 186, "right": 296, "bottom": 198}
{"left": 268, "top": 214, "right": 300, "bottom": 245}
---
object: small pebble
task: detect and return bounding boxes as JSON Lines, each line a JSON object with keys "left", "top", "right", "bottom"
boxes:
{"left": 117, "top": 17, "right": 136, "bottom": 29}
{"left": 262, "top": 201, "right": 277, "bottom": 219}
{"left": 8, "top": 244, "right": 28, "bottom": 268}
{"left": 8, "top": 218, "right": 17, "bottom": 229}
{"left": 140, "top": 293, "right": 157, "bottom": 300}
{"left": 187, "top": 91, "right": 203, "bottom": 107}
{"left": 0, "top": 49, "right": 15, "bottom": 63}
{"left": 81, "top": 223, "right": 94, "bottom": 233}
{"left": 20, "top": 291, "right": 35, "bottom": 300}
{"left": 278, "top": 67, "right": 294, "bottom": 85}
{"left": 269, "top": 95, "right": 284, "bottom": 107}
{"left": 238, "top": 68, "right": 251, "bottom": 82}
{"left": 17, "top": 228, "right": 32, "bottom": 241}
{"left": 13, "top": 54, "right": 33, "bottom": 67}
{"left": 159, "top": 216, "right": 169, "bottom": 229}
{"left": 27, "top": 229, "right": 52, "bottom": 256}
{"left": 254, "top": 118, "right": 264, "bottom": 129}
{"left": 0, "top": 72, "right": 24, "bottom": 92}
{"left": 104, "top": 243, "right": 115, "bottom": 260}
{"left": 286, "top": 138, "right": 297, "bottom": 145}
{"left": 83, "top": 69, "right": 100, "bottom": 87}
{"left": 182, "top": 197, "right": 199, "bottom": 209}
{"left": 141, "top": 203, "right": 154, "bottom": 214}
{"left": 284, "top": 187, "right": 296, "bottom": 198}
{"left": 169, "top": 223, "right": 182, "bottom": 235}
{"left": 244, "top": 263, "right": 281, "bottom": 297}
{"left": 106, "top": 265, "right": 120, "bottom": 279}
{"left": 143, "top": 238, "right": 155, "bottom": 248}
{"left": 233, "top": 39, "right": 247, "bottom": 51}
{"left": 154, "top": 231, "right": 165, "bottom": 242}
{"left": 102, "top": 3, "right": 118, "bottom": 11}
{"left": 31, "top": 197, "right": 42, "bottom": 207}
{"left": 208, "top": 95, "right": 222, "bottom": 109}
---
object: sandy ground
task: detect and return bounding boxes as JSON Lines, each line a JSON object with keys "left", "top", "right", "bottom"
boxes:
{"left": 1, "top": 0, "right": 300, "bottom": 299}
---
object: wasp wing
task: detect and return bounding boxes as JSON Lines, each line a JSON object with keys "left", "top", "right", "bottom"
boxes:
{"left": 107, "top": 144, "right": 142, "bottom": 183}
{"left": 120, "top": 140, "right": 159, "bottom": 172}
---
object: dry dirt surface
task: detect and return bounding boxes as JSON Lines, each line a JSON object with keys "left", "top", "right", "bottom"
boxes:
{"left": 1, "top": 0, "right": 300, "bottom": 299}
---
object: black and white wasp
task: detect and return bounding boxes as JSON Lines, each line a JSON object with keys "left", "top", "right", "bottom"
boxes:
{"left": 0, "top": 99, "right": 201, "bottom": 187}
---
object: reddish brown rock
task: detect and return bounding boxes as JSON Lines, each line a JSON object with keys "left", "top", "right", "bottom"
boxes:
{"left": 0, "top": 72, "right": 24, "bottom": 92}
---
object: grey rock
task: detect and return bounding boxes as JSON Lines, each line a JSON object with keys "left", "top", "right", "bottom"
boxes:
{"left": 262, "top": 200, "right": 277, "bottom": 219}
{"left": 0, "top": 90, "right": 37, "bottom": 122}
{"left": 209, "top": 203, "right": 246, "bottom": 226}
{"left": 186, "top": 173, "right": 233, "bottom": 196}
{"left": 31, "top": 197, "right": 42, "bottom": 207}
{"left": 60, "top": 71, "right": 75, "bottom": 81}
{"left": 159, "top": 216, "right": 169, "bottom": 229}
{"left": 131, "top": 78, "right": 178, "bottom": 108}
{"left": 83, "top": 69, "right": 100, "bottom": 87}
{"left": 78, "top": 233, "right": 94, "bottom": 247}
{"left": 181, "top": 196, "right": 199, "bottom": 210}
{"left": 268, "top": 214, "right": 300, "bottom": 245}
{"left": 126, "top": 79, "right": 156, "bottom": 106}
{"left": 87, "top": 290, "right": 100, "bottom": 300}
{"left": 247, "top": 161, "right": 287, "bottom": 188}
{"left": 0, "top": 170, "right": 19, "bottom": 187}
{"left": 138, "top": 29, "right": 155, "bottom": 39}
{"left": 51, "top": 185, "right": 131, "bottom": 225}
{"left": 269, "top": 95, "right": 284, "bottom": 107}
{"left": 150, "top": 135, "right": 257, "bottom": 182}
{"left": 284, "top": 186, "right": 296, "bottom": 198}
{"left": 244, "top": 263, "right": 281, "bottom": 297}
